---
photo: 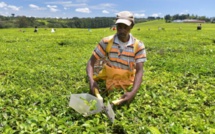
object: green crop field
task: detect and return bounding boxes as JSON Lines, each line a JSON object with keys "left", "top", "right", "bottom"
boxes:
{"left": 0, "top": 20, "right": 215, "bottom": 133}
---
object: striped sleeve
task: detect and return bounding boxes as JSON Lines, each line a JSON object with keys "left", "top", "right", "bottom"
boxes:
{"left": 135, "top": 41, "right": 147, "bottom": 63}
{"left": 93, "top": 38, "right": 108, "bottom": 60}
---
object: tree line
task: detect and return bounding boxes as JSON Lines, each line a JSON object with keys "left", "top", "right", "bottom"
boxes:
{"left": 0, "top": 15, "right": 148, "bottom": 29}
{"left": 164, "top": 14, "right": 214, "bottom": 23}
{"left": 1, "top": 14, "right": 213, "bottom": 28}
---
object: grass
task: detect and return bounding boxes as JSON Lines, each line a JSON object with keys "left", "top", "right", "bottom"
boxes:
{"left": 0, "top": 21, "right": 215, "bottom": 133}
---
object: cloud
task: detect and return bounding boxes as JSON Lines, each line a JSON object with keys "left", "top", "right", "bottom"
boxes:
{"left": 29, "top": 4, "right": 46, "bottom": 10}
{"left": 65, "top": 3, "right": 87, "bottom": 7}
{"left": 7, "top": 5, "right": 21, "bottom": 11}
{"left": 180, "top": 10, "right": 189, "bottom": 15}
{"left": 0, "top": 2, "right": 21, "bottom": 11}
{"left": 91, "top": 3, "right": 116, "bottom": 10}
{"left": 45, "top": 1, "right": 72, "bottom": 6}
{"left": 76, "top": 0, "right": 88, "bottom": 2}
{"left": 47, "top": 5, "right": 59, "bottom": 12}
{"left": 0, "top": 2, "right": 7, "bottom": 8}
{"left": 102, "top": 10, "right": 109, "bottom": 14}
{"left": 151, "top": 13, "right": 159, "bottom": 17}
{"left": 134, "top": 13, "right": 145, "bottom": 18}
{"left": 99, "top": 3, "right": 114, "bottom": 8}
{"left": 46, "top": 1, "right": 73, "bottom": 5}
{"left": 75, "top": 8, "right": 90, "bottom": 13}
{"left": 150, "top": 13, "right": 162, "bottom": 17}
{"left": 45, "top": 1, "right": 87, "bottom": 8}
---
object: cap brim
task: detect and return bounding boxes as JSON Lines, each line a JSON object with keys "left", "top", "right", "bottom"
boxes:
{"left": 115, "top": 19, "right": 132, "bottom": 26}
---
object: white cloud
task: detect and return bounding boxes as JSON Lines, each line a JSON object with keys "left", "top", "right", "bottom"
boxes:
{"left": 151, "top": 13, "right": 159, "bottom": 17}
{"left": 46, "top": 1, "right": 73, "bottom": 5}
{"left": 151, "top": 13, "right": 162, "bottom": 17}
{"left": 47, "top": 5, "right": 57, "bottom": 8}
{"left": 7, "top": 5, "right": 21, "bottom": 11}
{"left": 29, "top": 4, "right": 45, "bottom": 10}
{"left": 47, "top": 5, "right": 59, "bottom": 12}
{"left": 0, "top": 2, "right": 21, "bottom": 11}
{"left": 0, "top": 11, "right": 9, "bottom": 16}
{"left": 45, "top": 1, "right": 86, "bottom": 8}
{"left": 102, "top": 10, "right": 109, "bottom": 14}
{"left": 65, "top": 3, "right": 87, "bottom": 7}
{"left": 75, "top": 8, "right": 90, "bottom": 13}
{"left": 46, "top": 1, "right": 72, "bottom": 6}
{"left": 91, "top": 3, "right": 116, "bottom": 10}
{"left": 180, "top": 10, "right": 189, "bottom": 15}
{"left": 134, "top": 13, "right": 145, "bottom": 18}
{"left": 0, "top": 2, "right": 7, "bottom": 8}
{"left": 76, "top": 0, "right": 88, "bottom": 2}
{"left": 99, "top": 3, "right": 113, "bottom": 8}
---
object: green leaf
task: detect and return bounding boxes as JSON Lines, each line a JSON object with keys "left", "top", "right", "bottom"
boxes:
{"left": 148, "top": 127, "right": 161, "bottom": 134}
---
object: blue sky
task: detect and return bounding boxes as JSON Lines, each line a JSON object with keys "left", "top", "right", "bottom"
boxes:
{"left": 0, "top": 0, "right": 214, "bottom": 18}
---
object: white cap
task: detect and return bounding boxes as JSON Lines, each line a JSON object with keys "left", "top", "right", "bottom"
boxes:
{"left": 115, "top": 11, "right": 135, "bottom": 26}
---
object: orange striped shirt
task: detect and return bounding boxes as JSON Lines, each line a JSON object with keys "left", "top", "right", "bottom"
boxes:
{"left": 93, "top": 34, "right": 146, "bottom": 70}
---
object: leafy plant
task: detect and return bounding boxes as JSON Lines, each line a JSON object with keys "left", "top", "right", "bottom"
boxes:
{"left": 0, "top": 22, "right": 215, "bottom": 133}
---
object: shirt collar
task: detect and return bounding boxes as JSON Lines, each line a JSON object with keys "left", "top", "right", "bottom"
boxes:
{"left": 114, "top": 33, "right": 135, "bottom": 46}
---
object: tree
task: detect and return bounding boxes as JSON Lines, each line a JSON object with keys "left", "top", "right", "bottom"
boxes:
{"left": 198, "top": 16, "right": 206, "bottom": 20}
{"left": 16, "top": 16, "right": 29, "bottom": 28}
{"left": 179, "top": 14, "right": 189, "bottom": 20}
{"left": 211, "top": 18, "right": 215, "bottom": 23}
{"left": 147, "top": 16, "right": 155, "bottom": 20}
{"left": 11, "top": 13, "right": 15, "bottom": 17}
{"left": 164, "top": 14, "right": 171, "bottom": 22}
{"left": 172, "top": 14, "right": 179, "bottom": 20}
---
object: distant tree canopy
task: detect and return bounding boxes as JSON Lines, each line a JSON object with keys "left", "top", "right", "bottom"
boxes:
{"left": 164, "top": 14, "right": 211, "bottom": 22}
{"left": 0, "top": 15, "right": 150, "bottom": 28}
{"left": 147, "top": 16, "right": 161, "bottom": 20}
{"left": 66, "top": 17, "right": 115, "bottom": 28}
{"left": 0, "top": 13, "right": 213, "bottom": 28}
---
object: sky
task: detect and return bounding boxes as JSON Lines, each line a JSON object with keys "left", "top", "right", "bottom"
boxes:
{"left": 0, "top": 0, "right": 214, "bottom": 18}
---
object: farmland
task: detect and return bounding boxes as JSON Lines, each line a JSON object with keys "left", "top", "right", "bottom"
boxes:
{"left": 0, "top": 20, "right": 215, "bottom": 133}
